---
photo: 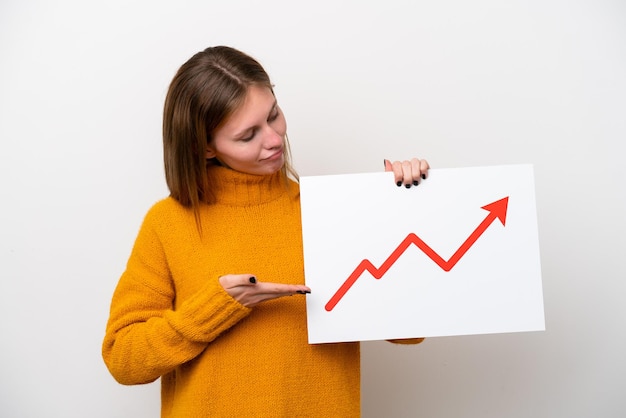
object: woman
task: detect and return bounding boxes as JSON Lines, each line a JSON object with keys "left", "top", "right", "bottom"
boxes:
{"left": 102, "top": 46, "right": 429, "bottom": 417}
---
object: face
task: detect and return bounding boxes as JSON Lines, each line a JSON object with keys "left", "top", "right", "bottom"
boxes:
{"left": 206, "top": 85, "right": 287, "bottom": 176}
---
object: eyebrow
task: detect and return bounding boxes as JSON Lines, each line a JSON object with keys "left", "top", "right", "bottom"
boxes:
{"left": 232, "top": 100, "right": 278, "bottom": 139}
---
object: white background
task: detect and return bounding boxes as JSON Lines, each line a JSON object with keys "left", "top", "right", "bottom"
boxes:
{"left": 1, "top": 1, "right": 624, "bottom": 417}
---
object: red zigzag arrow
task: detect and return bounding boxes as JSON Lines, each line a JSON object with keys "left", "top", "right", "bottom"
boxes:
{"left": 325, "top": 197, "right": 509, "bottom": 312}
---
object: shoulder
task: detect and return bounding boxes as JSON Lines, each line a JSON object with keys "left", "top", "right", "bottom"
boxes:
{"left": 142, "top": 197, "right": 193, "bottom": 228}
{"left": 288, "top": 178, "right": 300, "bottom": 198}
{"left": 147, "top": 196, "right": 185, "bottom": 214}
{"left": 131, "top": 197, "right": 199, "bottom": 247}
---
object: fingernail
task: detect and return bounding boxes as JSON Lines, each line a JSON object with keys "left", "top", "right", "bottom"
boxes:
{"left": 413, "top": 180, "right": 419, "bottom": 186}
{"left": 421, "top": 174, "right": 426, "bottom": 180}
{"left": 396, "top": 181, "right": 402, "bottom": 187}
{"left": 296, "top": 290, "right": 311, "bottom": 294}
{"left": 383, "top": 159, "right": 388, "bottom": 168}
{"left": 405, "top": 184, "right": 411, "bottom": 189}
{"left": 249, "top": 276, "right": 257, "bottom": 284}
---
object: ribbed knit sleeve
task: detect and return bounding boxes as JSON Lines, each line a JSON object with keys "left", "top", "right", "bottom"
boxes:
{"left": 102, "top": 203, "right": 251, "bottom": 385}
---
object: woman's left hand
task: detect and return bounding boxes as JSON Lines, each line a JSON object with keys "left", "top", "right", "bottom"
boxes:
{"left": 387, "top": 338, "right": 425, "bottom": 345}
{"left": 384, "top": 158, "right": 430, "bottom": 188}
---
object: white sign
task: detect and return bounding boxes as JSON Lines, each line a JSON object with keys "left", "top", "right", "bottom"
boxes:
{"left": 300, "top": 164, "right": 544, "bottom": 344}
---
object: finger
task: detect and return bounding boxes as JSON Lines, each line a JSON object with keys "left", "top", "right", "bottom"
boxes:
{"left": 219, "top": 274, "right": 258, "bottom": 290}
{"left": 391, "top": 160, "right": 403, "bottom": 187}
{"left": 396, "top": 158, "right": 430, "bottom": 188}
{"left": 420, "top": 159, "right": 430, "bottom": 179}
{"left": 410, "top": 158, "right": 421, "bottom": 185}
{"left": 387, "top": 337, "right": 425, "bottom": 344}
{"left": 259, "top": 285, "right": 311, "bottom": 302}
{"left": 243, "top": 283, "right": 311, "bottom": 307}
{"left": 258, "top": 282, "right": 311, "bottom": 295}
{"left": 401, "top": 160, "right": 413, "bottom": 188}
{"left": 383, "top": 159, "right": 393, "bottom": 172}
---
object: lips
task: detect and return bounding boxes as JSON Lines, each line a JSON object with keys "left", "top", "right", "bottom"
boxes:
{"left": 263, "top": 148, "right": 284, "bottom": 161}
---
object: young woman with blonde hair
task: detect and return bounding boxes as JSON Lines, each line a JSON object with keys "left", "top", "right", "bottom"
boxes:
{"left": 103, "top": 46, "right": 428, "bottom": 417}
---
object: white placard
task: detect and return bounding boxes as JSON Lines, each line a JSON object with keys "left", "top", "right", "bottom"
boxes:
{"left": 300, "top": 164, "right": 544, "bottom": 344}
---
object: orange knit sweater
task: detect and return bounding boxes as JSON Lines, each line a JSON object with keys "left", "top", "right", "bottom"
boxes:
{"left": 102, "top": 166, "right": 360, "bottom": 417}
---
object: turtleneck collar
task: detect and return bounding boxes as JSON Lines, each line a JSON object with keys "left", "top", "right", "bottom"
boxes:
{"left": 207, "top": 165, "right": 296, "bottom": 206}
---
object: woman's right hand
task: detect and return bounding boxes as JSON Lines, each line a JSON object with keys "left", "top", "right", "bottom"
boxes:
{"left": 218, "top": 274, "right": 311, "bottom": 307}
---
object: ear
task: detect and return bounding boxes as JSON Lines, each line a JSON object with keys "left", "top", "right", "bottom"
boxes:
{"left": 205, "top": 145, "right": 217, "bottom": 159}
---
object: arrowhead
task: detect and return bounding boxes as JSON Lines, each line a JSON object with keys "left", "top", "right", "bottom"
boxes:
{"left": 481, "top": 197, "right": 509, "bottom": 225}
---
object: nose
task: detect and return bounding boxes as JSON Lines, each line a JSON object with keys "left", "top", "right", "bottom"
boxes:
{"left": 263, "top": 125, "right": 283, "bottom": 149}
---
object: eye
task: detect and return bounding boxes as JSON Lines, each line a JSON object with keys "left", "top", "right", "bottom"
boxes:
{"left": 240, "top": 129, "right": 256, "bottom": 142}
{"left": 268, "top": 107, "right": 280, "bottom": 122}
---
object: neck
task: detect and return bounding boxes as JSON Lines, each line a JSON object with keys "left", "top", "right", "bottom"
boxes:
{"left": 208, "top": 165, "right": 293, "bottom": 206}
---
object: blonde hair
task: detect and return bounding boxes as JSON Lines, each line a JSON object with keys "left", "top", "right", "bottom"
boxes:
{"left": 162, "top": 46, "right": 297, "bottom": 228}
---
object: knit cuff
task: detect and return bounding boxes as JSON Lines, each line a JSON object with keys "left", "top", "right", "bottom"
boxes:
{"left": 165, "top": 278, "right": 252, "bottom": 343}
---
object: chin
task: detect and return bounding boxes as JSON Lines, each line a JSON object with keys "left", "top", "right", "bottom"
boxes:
{"left": 264, "top": 158, "right": 285, "bottom": 174}
{"left": 265, "top": 164, "right": 284, "bottom": 175}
